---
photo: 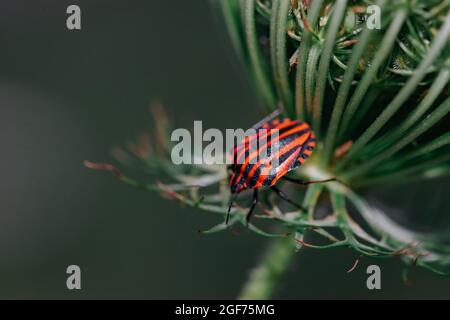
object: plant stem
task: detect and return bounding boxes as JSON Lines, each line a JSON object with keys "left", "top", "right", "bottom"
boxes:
{"left": 295, "top": 0, "right": 324, "bottom": 119}
{"left": 344, "top": 95, "right": 450, "bottom": 180}
{"left": 271, "top": 0, "right": 295, "bottom": 116}
{"left": 312, "top": 0, "right": 348, "bottom": 135}
{"left": 319, "top": 0, "right": 386, "bottom": 167}
{"left": 239, "top": 181, "right": 325, "bottom": 300}
{"left": 238, "top": 237, "right": 296, "bottom": 300}
{"left": 243, "top": 0, "right": 277, "bottom": 110}
{"left": 338, "top": 10, "right": 450, "bottom": 170}
{"left": 217, "top": 0, "right": 244, "bottom": 57}
{"left": 337, "top": 8, "right": 407, "bottom": 143}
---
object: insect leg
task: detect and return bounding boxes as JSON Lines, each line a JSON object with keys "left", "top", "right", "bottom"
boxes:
{"left": 245, "top": 189, "right": 259, "bottom": 226}
{"left": 226, "top": 192, "right": 240, "bottom": 225}
{"left": 282, "top": 176, "right": 337, "bottom": 185}
{"left": 271, "top": 186, "right": 307, "bottom": 211}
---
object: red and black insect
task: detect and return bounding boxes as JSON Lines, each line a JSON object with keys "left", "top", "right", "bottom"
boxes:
{"left": 227, "top": 110, "right": 334, "bottom": 225}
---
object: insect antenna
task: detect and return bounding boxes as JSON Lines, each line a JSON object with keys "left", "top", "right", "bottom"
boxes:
{"left": 251, "top": 109, "right": 281, "bottom": 130}
{"left": 245, "top": 189, "right": 259, "bottom": 226}
{"left": 282, "top": 176, "right": 338, "bottom": 185}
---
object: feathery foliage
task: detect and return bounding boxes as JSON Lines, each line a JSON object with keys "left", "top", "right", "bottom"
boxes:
{"left": 87, "top": 0, "right": 450, "bottom": 299}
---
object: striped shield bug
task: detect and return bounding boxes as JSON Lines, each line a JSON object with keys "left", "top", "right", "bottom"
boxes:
{"left": 227, "top": 110, "right": 335, "bottom": 225}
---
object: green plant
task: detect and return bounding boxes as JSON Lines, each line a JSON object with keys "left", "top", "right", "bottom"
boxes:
{"left": 86, "top": 0, "right": 450, "bottom": 299}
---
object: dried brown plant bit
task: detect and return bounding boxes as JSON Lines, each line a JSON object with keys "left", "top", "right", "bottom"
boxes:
{"left": 334, "top": 140, "right": 353, "bottom": 159}
{"left": 346, "top": 257, "right": 360, "bottom": 274}
{"left": 156, "top": 181, "right": 185, "bottom": 202}
{"left": 83, "top": 161, "right": 124, "bottom": 179}
{"left": 127, "top": 132, "right": 151, "bottom": 159}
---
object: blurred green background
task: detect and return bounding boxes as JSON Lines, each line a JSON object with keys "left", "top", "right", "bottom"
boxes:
{"left": 0, "top": 0, "right": 449, "bottom": 299}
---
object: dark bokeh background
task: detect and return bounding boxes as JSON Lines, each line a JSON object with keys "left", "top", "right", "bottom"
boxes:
{"left": 0, "top": 0, "right": 449, "bottom": 299}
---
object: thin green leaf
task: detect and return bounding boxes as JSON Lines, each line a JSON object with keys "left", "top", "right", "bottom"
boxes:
{"left": 312, "top": 0, "right": 348, "bottom": 135}
{"left": 243, "top": 0, "right": 277, "bottom": 110}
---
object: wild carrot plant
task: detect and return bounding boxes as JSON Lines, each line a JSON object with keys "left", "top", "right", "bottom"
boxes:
{"left": 87, "top": 0, "right": 450, "bottom": 299}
